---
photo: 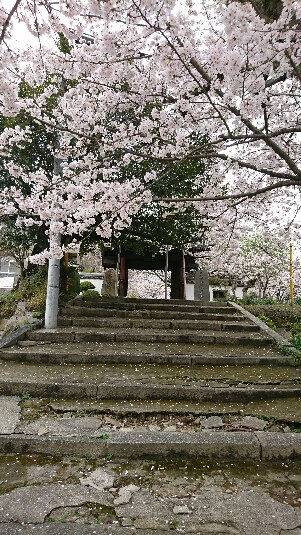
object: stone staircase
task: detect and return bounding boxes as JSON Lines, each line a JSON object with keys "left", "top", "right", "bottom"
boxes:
{"left": 0, "top": 297, "right": 300, "bottom": 462}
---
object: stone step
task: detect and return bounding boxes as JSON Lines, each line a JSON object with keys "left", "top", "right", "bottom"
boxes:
{"left": 0, "top": 341, "right": 293, "bottom": 365}
{"left": 0, "top": 360, "right": 300, "bottom": 402}
{"left": 1, "top": 396, "right": 301, "bottom": 467}
{"left": 1, "top": 296, "right": 298, "bottom": 472}
{"left": 62, "top": 306, "right": 244, "bottom": 322}
{"left": 26, "top": 327, "right": 273, "bottom": 346}
{"left": 3, "top": 382, "right": 299, "bottom": 402}
{"left": 58, "top": 316, "right": 260, "bottom": 333}
{"left": 76, "top": 297, "right": 218, "bottom": 305}
{"left": 20, "top": 396, "right": 301, "bottom": 424}
{"left": 1, "top": 431, "right": 301, "bottom": 462}
{"left": 67, "top": 307, "right": 247, "bottom": 321}
{"left": 71, "top": 298, "right": 235, "bottom": 314}
{"left": 1, "top": 360, "right": 299, "bottom": 384}
{"left": 13, "top": 410, "right": 300, "bottom": 439}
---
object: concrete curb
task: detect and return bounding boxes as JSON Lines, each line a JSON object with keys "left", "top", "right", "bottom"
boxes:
{"left": 0, "top": 320, "right": 42, "bottom": 349}
{"left": 0, "top": 431, "right": 301, "bottom": 461}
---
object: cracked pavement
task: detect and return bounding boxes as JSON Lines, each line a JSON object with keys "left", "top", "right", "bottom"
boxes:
{"left": 0, "top": 454, "right": 301, "bottom": 534}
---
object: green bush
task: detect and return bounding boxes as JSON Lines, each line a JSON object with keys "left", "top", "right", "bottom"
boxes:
{"left": 59, "top": 267, "right": 81, "bottom": 308}
{"left": 0, "top": 291, "right": 21, "bottom": 319}
{"left": 291, "top": 322, "right": 301, "bottom": 335}
{"left": 257, "top": 313, "right": 277, "bottom": 330}
{"left": 0, "top": 266, "right": 83, "bottom": 320}
{"left": 27, "top": 285, "right": 47, "bottom": 315}
{"left": 245, "top": 304, "right": 301, "bottom": 331}
{"left": 23, "top": 268, "right": 47, "bottom": 316}
{"left": 233, "top": 294, "right": 279, "bottom": 306}
{"left": 82, "top": 289, "right": 100, "bottom": 297}
{"left": 80, "top": 281, "right": 96, "bottom": 291}
{"left": 19, "top": 268, "right": 47, "bottom": 299}
{"left": 291, "top": 334, "right": 301, "bottom": 350}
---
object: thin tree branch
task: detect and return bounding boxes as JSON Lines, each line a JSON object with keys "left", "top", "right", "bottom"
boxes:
{"left": 153, "top": 180, "right": 300, "bottom": 203}
{"left": 0, "top": 0, "right": 22, "bottom": 43}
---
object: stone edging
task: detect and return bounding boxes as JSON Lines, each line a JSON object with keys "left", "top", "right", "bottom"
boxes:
{"left": 229, "top": 301, "right": 301, "bottom": 359}
{"left": 0, "top": 320, "right": 42, "bottom": 349}
{"left": 229, "top": 301, "right": 290, "bottom": 345}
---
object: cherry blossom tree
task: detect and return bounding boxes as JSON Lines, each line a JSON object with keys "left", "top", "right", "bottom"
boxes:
{"left": 0, "top": 1, "right": 300, "bottom": 236}
{"left": 0, "top": 0, "right": 300, "bottom": 321}
{"left": 206, "top": 220, "right": 301, "bottom": 299}
{"left": 128, "top": 270, "right": 166, "bottom": 299}
{"left": 79, "top": 246, "right": 103, "bottom": 273}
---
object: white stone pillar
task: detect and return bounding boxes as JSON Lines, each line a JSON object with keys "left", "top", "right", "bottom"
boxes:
{"left": 44, "top": 231, "right": 61, "bottom": 329}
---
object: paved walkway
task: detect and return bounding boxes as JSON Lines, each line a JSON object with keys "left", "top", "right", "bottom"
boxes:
{"left": 0, "top": 454, "right": 301, "bottom": 534}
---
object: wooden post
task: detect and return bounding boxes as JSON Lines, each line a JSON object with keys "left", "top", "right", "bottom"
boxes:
{"left": 119, "top": 255, "right": 127, "bottom": 297}
{"left": 179, "top": 258, "right": 185, "bottom": 300}
{"left": 170, "top": 267, "right": 178, "bottom": 299}
{"left": 116, "top": 245, "right": 121, "bottom": 295}
{"left": 182, "top": 249, "right": 186, "bottom": 300}
{"left": 165, "top": 245, "right": 169, "bottom": 300}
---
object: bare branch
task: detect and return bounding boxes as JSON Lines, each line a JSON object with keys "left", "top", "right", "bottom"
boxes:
{"left": 187, "top": 55, "right": 301, "bottom": 177}
{"left": 217, "top": 126, "right": 301, "bottom": 141}
{"left": 153, "top": 180, "right": 300, "bottom": 203}
{"left": 0, "top": 0, "right": 22, "bottom": 44}
{"left": 213, "top": 154, "right": 299, "bottom": 180}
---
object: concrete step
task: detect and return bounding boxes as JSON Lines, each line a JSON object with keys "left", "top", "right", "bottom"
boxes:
{"left": 1, "top": 296, "right": 298, "bottom": 470}
{"left": 3, "top": 381, "right": 299, "bottom": 402}
{"left": 0, "top": 341, "right": 293, "bottom": 365}
{"left": 1, "top": 396, "right": 301, "bottom": 466}
{"left": 20, "top": 396, "right": 301, "bottom": 424}
{"left": 13, "top": 410, "right": 301, "bottom": 440}
{"left": 1, "top": 430, "right": 301, "bottom": 462}
{"left": 58, "top": 316, "right": 260, "bottom": 333}
{"left": 0, "top": 360, "right": 300, "bottom": 402}
{"left": 61, "top": 306, "right": 246, "bottom": 322}
{"left": 71, "top": 297, "right": 236, "bottom": 314}
{"left": 26, "top": 327, "right": 273, "bottom": 346}
{"left": 76, "top": 297, "right": 220, "bottom": 305}
{"left": 1, "top": 360, "right": 299, "bottom": 385}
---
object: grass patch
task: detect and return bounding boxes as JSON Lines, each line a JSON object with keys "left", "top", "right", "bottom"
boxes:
{"left": 19, "top": 393, "right": 32, "bottom": 400}
{"left": 0, "top": 265, "right": 82, "bottom": 323}
{"left": 0, "top": 268, "right": 48, "bottom": 320}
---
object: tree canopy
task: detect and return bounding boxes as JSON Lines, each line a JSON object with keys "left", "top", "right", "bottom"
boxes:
{"left": 0, "top": 0, "right": 300, "bottom": 261}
